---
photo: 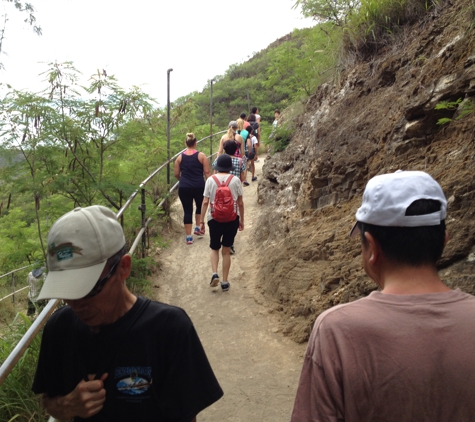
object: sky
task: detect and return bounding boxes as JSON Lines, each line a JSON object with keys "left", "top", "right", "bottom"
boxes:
{"left": 0, "top": 0, "right": 314, "bottom": 105}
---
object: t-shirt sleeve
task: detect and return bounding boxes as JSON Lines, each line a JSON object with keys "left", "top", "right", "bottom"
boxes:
{"left": 157, "top": 310, "right": 223, "bottom": 421}
{"left": 291, "top": 317, "right": 342, "bottom": 422}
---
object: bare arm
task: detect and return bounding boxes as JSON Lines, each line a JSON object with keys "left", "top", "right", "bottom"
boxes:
{"left": 237, "top": 195, "right": 244, "bottom": 231}
{"left": 199, "top": 153, "right": 211, "bottom": 179}
{"left": 217, "top": 137, "right": 225, "bottom": 156}
{"left": 173, "top": 155, "right": 182, "bottom": 180}
{"left": 200, "top": 197, "right": 210, "bottom": 232}
{"left": 42, "top": 374, "right": 107, "bottom": 421}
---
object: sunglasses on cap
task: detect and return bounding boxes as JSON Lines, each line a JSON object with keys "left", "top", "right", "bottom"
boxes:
{"left": 83, "top": 257, "right": 122, "bottom": 299}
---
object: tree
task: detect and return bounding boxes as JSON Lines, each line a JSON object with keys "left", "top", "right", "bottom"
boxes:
{"left": 293, "top": 0, "right": 359, "bottom": 26}
{"left": 0, "top": 0, "right": 41, "bottom": 69}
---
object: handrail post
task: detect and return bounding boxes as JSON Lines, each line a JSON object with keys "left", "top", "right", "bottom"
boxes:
{"left": 141, "top": 188, "right": 146, "bottom": 259}
{"left": 210, "top": 79, "right": 214, "bottom": 157}
{"left": 11, "top": 273, "right": 15, "bottom": 303}
{"left": 167, "top": 68, "right": 173, "bottom": 186}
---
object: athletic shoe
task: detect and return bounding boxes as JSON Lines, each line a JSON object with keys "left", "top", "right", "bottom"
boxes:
{"left": 221, "top": 281, "right": 230, "bottom": 292}
{"left": 186, "top": 236, "right": 193, "bottom": 245}
{"left": 210, "top": 273, "right": 220, "bottom": 287}
{"left": 252, "top": 177, "right": 258, "bottom": 182}
{"left": 193, "top": 227, "right": 201, "bottom": 236}
{"left": 243, "top": 181, "right": 250, "bottom": 186}
{"left": 230, "top": 245, "right": 235, "bottom": 255}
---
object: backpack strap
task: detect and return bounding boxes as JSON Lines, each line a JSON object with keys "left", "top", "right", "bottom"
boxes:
{"left": 225, "top": 174, "right": 234, "bottom": 187}
{"left": 212, "top": 174, "right": 222, "bottom": 186}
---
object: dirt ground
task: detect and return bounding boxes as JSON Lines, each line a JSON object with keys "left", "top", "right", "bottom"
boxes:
{"left": 150, "top": 160, "right": 307, "bottom": 422}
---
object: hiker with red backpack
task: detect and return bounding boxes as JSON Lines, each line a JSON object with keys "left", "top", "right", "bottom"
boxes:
{"left": 200, "top": 154, "right": 244, "bottom": 292}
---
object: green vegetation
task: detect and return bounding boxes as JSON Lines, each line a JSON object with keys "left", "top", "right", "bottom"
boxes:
{"left": 296, "top": 0, "right": 441, "bottom": 58}
{"left": 436, "top": 98, "right": 475, "bottom": 125}
{"left": 0, "top": 313, "right": 46, "bottom": 422}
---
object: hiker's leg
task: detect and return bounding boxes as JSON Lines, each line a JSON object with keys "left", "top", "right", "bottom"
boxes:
{"left": 211, "top": 249, "right": 220, "bottom": 274}
{"left": 221, "top": 247, "right": 231, "bottom": 281}
{"left": 178, "top": 188, "right": 194, "bottom": 236}
{"left": 194, "top": 187, "right": 204, "bottom": 227}
{"left": 208, "top": 219, "right": 222, "bottom": 273}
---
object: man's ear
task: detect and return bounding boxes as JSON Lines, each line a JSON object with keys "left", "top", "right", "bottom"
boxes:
{"left": 117, "top": 254, "right": 132, "bottom": 279}
{"left": 364, "top": 231, "right": 380, "bottom": 264}
{"left": 444, "top": 230, "right": 449, "bottom": 247}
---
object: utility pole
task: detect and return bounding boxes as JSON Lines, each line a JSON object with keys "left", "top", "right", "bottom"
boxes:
{"left": 210, "top": 79, "right": 215, "bottom": 157}
{"left": 167, "top": 68, "right": 173, "bottom": 185}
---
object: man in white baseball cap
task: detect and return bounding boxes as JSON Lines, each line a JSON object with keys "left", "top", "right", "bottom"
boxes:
{"left": 292, "top": 170, "right": 475, "bottom": 422}
{"left": 33, "top": 205, "right": 223, "bottom": 421}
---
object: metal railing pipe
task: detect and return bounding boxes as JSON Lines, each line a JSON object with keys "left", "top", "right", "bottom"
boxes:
{"left": 0, "top": 299, "right": 59, "bottom": 385}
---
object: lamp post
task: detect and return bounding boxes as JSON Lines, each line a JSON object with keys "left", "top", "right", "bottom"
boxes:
{"left": 209, "top": 78, "right": 215, "bottom": 157}
{"left": 167, "top": 68, "right": 173, "bottom": 185}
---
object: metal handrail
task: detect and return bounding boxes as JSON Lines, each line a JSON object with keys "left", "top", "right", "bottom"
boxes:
{"left": 0, "top": 129, "right": 226, "bottom": 421}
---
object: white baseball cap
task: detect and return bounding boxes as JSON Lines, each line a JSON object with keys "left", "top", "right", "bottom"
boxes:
{"left": 38, "top": 205, "right": 126, "bottom": 300}
{"left": 350, "top": 170, "right": 447, "bottom": 237}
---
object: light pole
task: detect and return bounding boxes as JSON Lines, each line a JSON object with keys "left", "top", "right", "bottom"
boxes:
{"left": 210, "top": 78, "right": 215, "bottom": 157}
{"left": 167, "top": 68, "right": 173, "bottom": 185}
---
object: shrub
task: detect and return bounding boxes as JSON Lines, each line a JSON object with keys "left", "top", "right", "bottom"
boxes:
{"left": 0, "top": 313, "right": 46, "bottom": 422}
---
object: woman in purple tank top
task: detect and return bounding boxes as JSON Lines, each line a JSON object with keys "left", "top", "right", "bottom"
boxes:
{"left": 174, "top": 133, "right": 211, "bottom": 244}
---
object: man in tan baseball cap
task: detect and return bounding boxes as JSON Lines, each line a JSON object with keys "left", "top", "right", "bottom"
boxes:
{"left": 33, "top": 205, "right": 223, "bottom": 421}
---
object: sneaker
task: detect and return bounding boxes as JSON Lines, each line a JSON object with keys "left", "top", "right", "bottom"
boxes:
{"left": 252, "top": 177, "right": 258, "bottom": 182}
{"left": 243, "top": 181, "right": 250, "bottom": 186}
{"left": 210, "top": 273, "right": 220, "bottom": 287}
{"left": 230, "top": 245, "right": 235, "bottom": 255}
{"left": 186, "top": 236, "right": 193, "bottom": 245}
{"left": 194, "top": 227, "right": 201, "bottom": 236}
{"left": 221, "top": 281, "right": 230, "bottom": 292}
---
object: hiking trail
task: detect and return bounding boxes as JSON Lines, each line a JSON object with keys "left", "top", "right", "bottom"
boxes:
{"left": 150, "top": 160, "right": 307, "bottom": 422}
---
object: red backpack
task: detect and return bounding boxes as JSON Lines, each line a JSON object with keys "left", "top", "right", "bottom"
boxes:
{"left": 211, "top": 175, "right": 237, "bottom": 222}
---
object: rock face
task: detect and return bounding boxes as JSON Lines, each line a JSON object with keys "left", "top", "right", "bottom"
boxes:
{"left": 255, "top": 0, "right": 475, "bottom": 343}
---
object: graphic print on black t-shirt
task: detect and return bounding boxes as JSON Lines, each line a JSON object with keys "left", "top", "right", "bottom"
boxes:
{"left": 115, "top": 366, "right": 152, "bottom": 398}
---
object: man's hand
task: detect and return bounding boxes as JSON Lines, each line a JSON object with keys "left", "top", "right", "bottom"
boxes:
{"left": 43, "top": 373, "right": 108, "bottom": 420}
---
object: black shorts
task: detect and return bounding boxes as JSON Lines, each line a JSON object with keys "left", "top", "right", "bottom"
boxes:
{"left": 208, "top": 217, "right": 240, "bottom": 250}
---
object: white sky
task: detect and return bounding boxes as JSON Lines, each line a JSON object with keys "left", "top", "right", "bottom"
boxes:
{"left": 0, "top": 0, "right": 314, "bottom": 105}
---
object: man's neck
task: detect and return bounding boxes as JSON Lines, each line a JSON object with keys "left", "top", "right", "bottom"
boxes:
{"left": 379, "top": 264, "right": 450, "bottom": 294}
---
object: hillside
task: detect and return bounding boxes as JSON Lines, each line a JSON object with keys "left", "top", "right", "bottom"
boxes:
{"left": 255, "top": 0, "right": 475, "bottom": 342}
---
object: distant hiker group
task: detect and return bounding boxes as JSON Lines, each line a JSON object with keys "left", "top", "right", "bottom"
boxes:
{"left": 174, "top": 108, "right": 265, "bottom": 293}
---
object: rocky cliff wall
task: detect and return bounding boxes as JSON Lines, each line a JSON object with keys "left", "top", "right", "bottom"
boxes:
{"left": 255, "top": 0, "right": 475, "bottom": 342}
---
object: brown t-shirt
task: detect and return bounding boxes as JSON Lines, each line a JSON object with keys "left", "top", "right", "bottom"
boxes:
{"left": 292, "top": 289, "right": 475, "bottom": 422}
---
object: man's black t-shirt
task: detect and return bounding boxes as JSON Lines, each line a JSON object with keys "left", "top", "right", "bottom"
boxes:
{"left": 32, "top": 297, "right": 223, "bottom": 421}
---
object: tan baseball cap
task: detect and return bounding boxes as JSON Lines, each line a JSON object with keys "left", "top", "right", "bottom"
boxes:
{"left": 38, "top": 206, "right": 126, "bottom": 300}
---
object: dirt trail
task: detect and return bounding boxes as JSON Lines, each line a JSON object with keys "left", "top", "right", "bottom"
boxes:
{"left": 150, "top": 160, "right": 307, "bottom": 422}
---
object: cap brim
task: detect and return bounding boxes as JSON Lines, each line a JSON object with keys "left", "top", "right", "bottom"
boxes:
{"left": 37, "top": 260, "right": 107, "bottom": 300}
{"left": 349, "top": 221, "right": 360, "bottom": 237}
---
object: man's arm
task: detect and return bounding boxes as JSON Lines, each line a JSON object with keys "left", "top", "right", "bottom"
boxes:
{"left": 237, "top": 195, "right": 244, "bottom": 231}
{"left": 200, "top": 197, "right": 210, "bottom": 233}
{"left": 42, "top": 374, "right": 107, "bottom": 421}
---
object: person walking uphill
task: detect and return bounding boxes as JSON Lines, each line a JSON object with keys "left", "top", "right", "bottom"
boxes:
{"left": 291, "top": 170, "right": 475, "bottom": 422}
{"left": 200, "top": 154, "right": 244, "bottom": 292}
{"left": 32, "top": 205, "right": 223, "bottom": 422}
{"left": 174, "top": 133, "right": 211, "bottom": 244}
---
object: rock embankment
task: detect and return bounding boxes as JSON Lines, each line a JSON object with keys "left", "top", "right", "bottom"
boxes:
{"left": 255, "top": 0, "right": 475, "bottom": 342}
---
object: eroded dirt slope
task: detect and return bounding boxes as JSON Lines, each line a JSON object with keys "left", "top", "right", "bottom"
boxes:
{"left": 255, "top": 0, "right": 475, "bottom": 342}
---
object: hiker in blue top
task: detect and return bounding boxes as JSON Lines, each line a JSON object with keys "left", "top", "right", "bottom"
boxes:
{"left": 174, "top": 133, "right": 211, "bottom": 244}
{"left": 201, "top": 154, "right": 244, "bottom": 292}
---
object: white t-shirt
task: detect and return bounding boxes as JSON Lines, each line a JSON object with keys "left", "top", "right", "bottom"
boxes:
{"left": 203, "top": 174, "right": 243, "bottom": 221}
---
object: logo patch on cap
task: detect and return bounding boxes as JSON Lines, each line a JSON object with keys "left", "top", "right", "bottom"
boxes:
{"left": 48, "top": 243, "right": 83, "bottom": 261}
